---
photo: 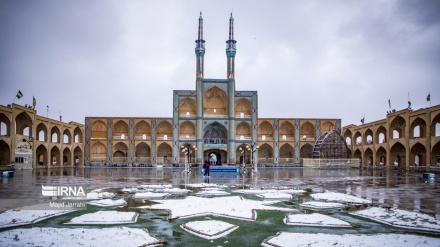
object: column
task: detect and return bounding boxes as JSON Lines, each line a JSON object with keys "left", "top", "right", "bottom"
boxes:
{"left": 129, "top": 118, "right": 134, "bottom": 163}
{"left": 228, "top": 81, "right": 236, "bottom": 164}
{"left": 274, "top": 119, "right": 279, "bottom": 164}
{"left": 196, "top": 80, "right": 203, "bottom": 164}
{"left": 172, "top": 91, "right": 179, "bottom": 164}
{"left": 107, "top": 118, "right": 113, "bottom": 164}
{"left": 295, "top": 119, "right": 300, "bottom": 163}
{"left": 151, "top": 119, "right": 157, "bottom": 164}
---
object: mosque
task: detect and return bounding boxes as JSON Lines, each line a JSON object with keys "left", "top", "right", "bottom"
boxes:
{"left": 84, "top": 13, "right": 341, "bottom": 166}
{"left": 1, "top": 13, "right": 439, "bottom": 170}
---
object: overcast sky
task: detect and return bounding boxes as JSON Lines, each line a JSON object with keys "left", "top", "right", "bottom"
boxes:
{"left": 1, "top": 0, "right": 439, "bottom": 127}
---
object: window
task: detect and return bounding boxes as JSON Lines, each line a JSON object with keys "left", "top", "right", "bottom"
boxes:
{"left": 262, "top": 135, "right": 266, "bottom": 141}
{"left": 142, "top": 134, "right": 146, "bottom": 140}
{"left": 240, "top": 112, "right": 244, "bottom": 118}
{"left": 282, "top": 135, "right": 286, "bottom": 140}
{"left": 121, "top": 134, "right": 125, "bottom": 139}
{"left": 186, "top": 112, "right": 190, "bottom": 117}
{"left": 164, "top": 135, "right": 168, "bottom": 140}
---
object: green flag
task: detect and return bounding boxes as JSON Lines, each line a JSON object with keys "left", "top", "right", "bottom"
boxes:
{"left": 16, "top": 90, "right": 23, "bottom": 99}
{"left": 427, "top": 93, "right": 430, "bottom": 101}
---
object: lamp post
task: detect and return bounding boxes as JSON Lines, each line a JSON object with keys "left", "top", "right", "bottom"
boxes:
{"left": 246, "top": 142, "right": 259, "bottom": 172}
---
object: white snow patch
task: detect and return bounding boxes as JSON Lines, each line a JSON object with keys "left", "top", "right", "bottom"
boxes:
{"left": 85, "top": 192, "right": 115, "bottom": 200}
{"left": 65, "top": 211, "right": 138, "bottom": 225}
{"left": 0, "top": 227, "right": 164, "bottom": 247}
{"left": 139, "top": 184, "right": 172, "bottom": 189}
{"left": 234, "top": 189, "right": 306, "bottom": 195}
{"left": 351, "top": 207, "right": 440, "bottom": 232}
{"left": 181, "top": 220, "right": 238, "bottom": 240}
{"left": 87, "top": 198, "right": 126, "bottom": 207}
{"left": 0, "top": 209, "right": 74, "bottom": 229}
{"left": 284, "top": 213, "right": 351, "bottom": 227}
{"left": 161, "top": 188, "right": 190, "bottom": 194}
{"left": 311, "top": 192, "right": 371, "bottom": 204}
{"left": 300, "top": 201, "right": 345, "bottom": 209}
{"left": 256, "top": 192, "right": 292, "bottom": 200}
{"left": 195, "top": 190, "right": 230, "bottom": 196}
{"left": 186, "top": 183, "right": 225, "bottom": 189}
{"left": 140, "top": 196, "right": 295, "bottom": 221}
{"left": 262, "top": 232, "right": 440, "bottom": 247}
{"left": 133, "top": 192, "right": 170, "bottom": 199}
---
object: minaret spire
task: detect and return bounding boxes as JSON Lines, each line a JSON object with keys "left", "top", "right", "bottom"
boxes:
{"left": 195, "top": 11, "right": 205, "bottom": 78}
{"left": 226, "top": 13, "right": 236, "bottom": 79}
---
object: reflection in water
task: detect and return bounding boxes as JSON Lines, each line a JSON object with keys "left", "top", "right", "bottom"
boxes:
{"left": 0, "top": 167, "right": 439, "bottom": 217}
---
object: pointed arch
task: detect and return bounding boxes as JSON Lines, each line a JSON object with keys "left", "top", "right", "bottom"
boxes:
{"left": 204, "top": 122, "right": 228, "bottom": 141}
{"left": 113, "top": 120, "right": 129, "bottom": 139}
{"left": 91, "top": 120, "right": 107, "bottom": 139}
{"left": 353, "top": 131, "right": 362, "bottom": 146}
{"left": 0, "top": 140, "right": 11, "bottom": 165}
{"left": 376, "top": 146, "right": 386, "bottom": 166}
{"left": 179, "top": 97, "right": 197, "bottom": 117}
{"left": 300, "top": 121, "right": 315, "bottom": 140}
{"left": 36, "top": 123, "right": 48, "bottom": 142}
{"left": 63, "top": 147, "right": 71, "bottom": 166}
{"left": 343, "top": 129, "right": 352, "bottom": 146}
{"left": 74, "top": 127, "right": 83, "bottom": 144}
{"left": 300, "top": 143, "right": 313, "bottom": 158}
{"left": 236, "top": 121, "right": 251, "bottom": 139}
{"left": 235, "top": 98, "right": 252, "bottom": 117}
{"left": 390, "top": 142, "right": 406, "bottom": 168}
{"left": 376, "top": 125, "right": 387, "bottom": 144}
{"left": 157, "top": 120, "right": 173, "bottom": 140}
{"left": 279, "top": 143, "right": 294, "bottom": 163}
{"left": 410, "top": 117, "right": 426, "bottom": 138}
{"left": 51, "top": 126, "right": 61, "bottom": 143}
{"left": 15, "top": 112, "right": 33, "bottom": 136}
{"left": 363, "top": 148, "right": 373, "bottom": 166}
{"left": 410, "top": 142, "right": 426, "bottom": 166}
{"left": 180, "top": 121, "right": 196, "bottom": 139}
{"left": 432, "top": 141, "right": 440, "bottom": 166}
{"left": 36, "top": 144, "right": 48, "bottom": 166}
{"left": 63, "top": 129, "right": 72, "bottom": 144}
{"left": 135, "top": 120, "right": 151, "bottom": 140}
{"left": 364, "top": 128, "right": 373, "bottom": 145}
{"left": 204, "top": 86, "right": 227, "bottom": 116}
{"left": 431, "top": 113, "right": 440, "bottom": 137}
{"left": 258, "top": 121, "right": 274, "bottom": 141}
{"left": 0, "top": 113, "right": 10, "bottom": 136}
{"left": 280, "top": 121, "right": 294, "bottom": 141}
{"left": 322, "top": 121, "right": 335, "bottom": 132}
{"left": 73, "top": 146, "right": 82, "bottom": 166}
{"left": 157, "top": 142, "right": 172, "bottom": 163}
{"left": 50, "top": 146, "right": 60, "bottom": 166}
{"left": 258, "top": 143, "right": 273, "bottom": 163}
{"left": 135, "top": 142, "right": 151, "bottom": 163}
{"left": 390, "top": 116, "right": 406, "bottom": 139}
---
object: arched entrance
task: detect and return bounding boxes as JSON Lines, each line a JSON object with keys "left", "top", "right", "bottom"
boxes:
{"left": 203, "top": 149, "right": 226, "bottom": 166}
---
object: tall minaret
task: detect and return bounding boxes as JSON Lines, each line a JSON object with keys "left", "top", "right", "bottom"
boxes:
{"left": 195, "top": 11, "right": 205, "bottom": 78}
{"left": 226, "top": 13, "right": 236, "bottom": 79}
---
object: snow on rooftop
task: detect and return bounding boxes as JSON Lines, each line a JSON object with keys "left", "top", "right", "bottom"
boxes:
{"left": 87, "top": 198, "right": 126, "bottom": 207}
{"left": 299, "top": 201, "right": 345, "bottom": 209}
{"left": 285, "top": 213, "right": 351, "bottom": 227}
{"left": 262, "top": 232, "right": 440, "bottom": 247}
{"left": 181, "top": 220, "right": 238, "bottom": 240}
{"left": 139, "top": 196, "right": 295, "bottom": 221}
{"left": 351, "top": 207, "right": 440, "bottom": 232}
{"left": 0, "top": 227, "right": 164, "bottom": 247}
{"left": 65, "top": 211, "right": 138, "bottom": 225}
{"left": 0, "top": 209, "right": 74, "bottom": 229}
{"left": 311, "top": 192, "right": 372, "bottom": 204}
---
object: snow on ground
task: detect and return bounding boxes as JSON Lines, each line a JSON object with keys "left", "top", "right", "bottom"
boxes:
{"left": 256, "top": 192, "right": 292, "bottom": 200}
{"left": 139, "top": 184, "right": 172, "bottom": 189}
{"left": 299, "top": 201, "right": 345, "bottom": 209}
{"left": 85, "top": 192, "right": 115, "bottom": 200}
{"left": 0, "top": 209, "right": 74, "bottom": 229}
{"left": 195, "top": 190, "right": 230, "bottom": 196}
{"left": 161, "top": 188, "right": 190, "bottom": 194}
{"left": 121, "top": 187, "right": 142, "bottom": 193}
{"left": 181, "top": 220, "right": 238, "bottom": 240}
{"left": 351, "top": 207, "right": 440, "bottom": 232}
{"left": 133, "top": 192, "right": 170, "bottom": 199}
{"left": 186, "top": 183, "right": 227, "bottom": 189}
{"left": 262, "top": 232, "right": 440, "bottom": 247}
{"left": 284, "top": 213, "right": 351, "bottom": 227}
{"left": 65, "top": 211, "right": 138, "bottom": 225}
{"left": 139, "top": 196, "right": 295, "bottom": 221}
{"left": 234, "top": 189, "right": 306, "bottom": 195}
{"left": 310, "top": 192, "right": 372, "bottom": 204}
{"left": 0, "top": 227, "right": 164, "bottom": 247}
{"left": 87, "top": 198, "right": 127, "bottom": 207}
